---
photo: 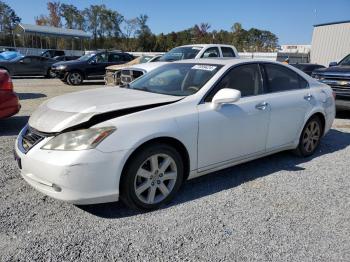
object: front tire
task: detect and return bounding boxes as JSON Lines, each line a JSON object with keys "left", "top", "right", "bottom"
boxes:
{"left": 46, "top": 69, "right": 55, "bottom": 78}
{"left": 67, "top": 71, "right": 83, "bottom": 85}
{"left": 295, "top": 116, "right": 323, "bottom": 157}
{"left": 121, "top": 144, "right": 184, "bottom": 211}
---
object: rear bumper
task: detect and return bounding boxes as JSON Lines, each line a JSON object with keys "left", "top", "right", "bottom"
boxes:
{"left": 0, "top": 91, "right": 21, "bottom": 119}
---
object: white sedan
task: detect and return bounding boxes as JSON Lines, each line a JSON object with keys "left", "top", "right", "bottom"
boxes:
{"left": 15, "top": 59, "right": 335, "bottom": 210}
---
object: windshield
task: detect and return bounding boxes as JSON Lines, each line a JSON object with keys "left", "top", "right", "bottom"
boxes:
{"left": 339, "top": 54, "right": 350, "bottom": 66}
{"left": 159, "top": 46, "right": 203, "bottom": 62}
{"left": 78, "top": 53, "right": 96, "bottom": 61}
{"left": 129, "top": 63, "right": 222, "bottom": 96}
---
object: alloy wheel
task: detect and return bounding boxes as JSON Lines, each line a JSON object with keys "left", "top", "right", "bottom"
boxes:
{"left": 302, "top": 120, "right": 321, "bottom": 153}
{"left": 69, "top": 72, "right": 82, "bottom": 85}
{"left": 134, "top": 153, "right": 177, "bottom": 205}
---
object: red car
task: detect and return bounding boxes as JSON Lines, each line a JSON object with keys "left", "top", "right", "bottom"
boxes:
{"left": 0, "top": 70, "right": 20, "bottom": 118}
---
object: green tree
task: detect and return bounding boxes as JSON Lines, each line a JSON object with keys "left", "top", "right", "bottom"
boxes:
{"left": 47, "top": 1, "right": 61, "bottom": 27}
{"left": 136, "top": 14, "right": 154, "bottom": 51}
{"left": 60, "top": 4, "right": 85, "bottom": 30}
{"left": 0, "top": 1, "right": 21, "bottom": 46}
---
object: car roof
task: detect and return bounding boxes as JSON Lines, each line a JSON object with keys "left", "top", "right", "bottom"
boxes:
{"left": 178, "top": 44, "right": 236, "bottom": 48}
{"left": 173, "top": 58, "right": 282, "bottom": 66}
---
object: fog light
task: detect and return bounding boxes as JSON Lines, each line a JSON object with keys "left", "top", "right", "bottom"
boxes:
{"left": 52, "top": 184, "right": 62, "bottom": 192}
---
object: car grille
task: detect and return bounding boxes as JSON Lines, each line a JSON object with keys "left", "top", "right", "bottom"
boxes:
{"left": 318, "top": 75, "right": 350, "bottom": 98}
{"left": 120, "top": 70, "right": 144, "bottom": 85}
{"left": 20, "top": 126, "right": 45, "bottom": 153}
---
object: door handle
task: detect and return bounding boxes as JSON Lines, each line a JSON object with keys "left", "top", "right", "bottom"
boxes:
{"left": 304, "top": 93, "right": 313, "bottom": 101}
{"left": 255, "top": 102, "right": 269, "bottom": 110}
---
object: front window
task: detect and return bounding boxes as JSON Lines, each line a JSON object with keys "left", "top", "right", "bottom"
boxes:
{"left": 339, "top": 54, "right": 350, "bottom": 66}
{"left": 159, "top": 47, "right": 203, "bottom": 62}
{"left": 129, "top": 63, "right": 222, "bottom": 96}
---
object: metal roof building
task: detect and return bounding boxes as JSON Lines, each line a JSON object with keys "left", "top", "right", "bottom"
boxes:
{"left": 16, "top": 23, "right": 91, "bottom": 39}
{"left": 311, "top": 20, "right": 350, "bottom": 66}
{"left": 14, "top": 23, "right": 91, "bottom": 50}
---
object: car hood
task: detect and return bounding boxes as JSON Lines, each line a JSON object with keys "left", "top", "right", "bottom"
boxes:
{"left": 314, "top": 65, "right": 350, "bottom": 74}
{"left": 106, "top": 57, "right": 142, "bottom": 71}
{"left": 29, "top": 87, "right": 181, "bottom": 133}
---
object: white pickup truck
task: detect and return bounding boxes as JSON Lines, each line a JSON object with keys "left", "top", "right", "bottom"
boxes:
{"left": 158, "top": 44, "right": 239, "bottom": 62}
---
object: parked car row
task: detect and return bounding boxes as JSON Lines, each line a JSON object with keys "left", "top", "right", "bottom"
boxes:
{"left": 104, "top": 44, "right": 239, "bottom": 86}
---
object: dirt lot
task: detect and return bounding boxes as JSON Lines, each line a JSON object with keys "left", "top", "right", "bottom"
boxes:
{"left": 0, "top": 78, "right": 350, "bottom": 261}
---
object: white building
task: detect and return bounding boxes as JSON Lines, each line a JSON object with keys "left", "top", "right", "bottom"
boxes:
{"left": 311, "top": 20, "right": 350, "bottom": 66}
{"left": 280, "top": 44, "right": 311, "bottom": 54}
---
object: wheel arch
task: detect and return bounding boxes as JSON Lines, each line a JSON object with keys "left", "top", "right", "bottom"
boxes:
{"left": 310, "top": 112, "right": 326, "bottom": 135}
{"left": 68, "top": 69, "right": 86, "bottom": 79}
{"left": 0, "top": 66, "right": 10, "bottom": 74}
{"left": 120, "top": 136, "right": 191, "bottom": 191}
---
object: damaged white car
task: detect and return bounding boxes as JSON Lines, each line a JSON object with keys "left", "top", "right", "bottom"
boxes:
{"left": 15, "top": 59, "right": 335, "bottom": 210}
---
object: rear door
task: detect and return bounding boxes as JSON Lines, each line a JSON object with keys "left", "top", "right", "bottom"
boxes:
{"left": 13, "top": 57, "right": 34, "bottom": 75}
{"left": 261, "top": 63, "right": 313, "bottom": 150}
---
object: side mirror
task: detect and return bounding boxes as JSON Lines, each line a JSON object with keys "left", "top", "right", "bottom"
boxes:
{"left": 211, "top": 88, "right": 241, "bottom": 110}
{"left": 89, "top": 59, "right": 96, "bottom": 65}
{"left": 19, "top": 60, "right": 24, "bottom": 64}
{"left": 329, "top": 62, "right": 337, "bottom": 67}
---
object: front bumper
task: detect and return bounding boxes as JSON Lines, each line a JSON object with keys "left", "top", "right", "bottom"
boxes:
{"left": 51, "top": 69, "right": 67, "bottom": 80}
{"left": 15, "top": 134, "right": 127, "bottom": 205}
{"left": 335, "top": 98, "right": 350, "bottom": 110}
{"left": 104, "top": 70, "right": 120, "bottom": 86}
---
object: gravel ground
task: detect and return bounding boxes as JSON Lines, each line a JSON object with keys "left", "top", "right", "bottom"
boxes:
{"left": 0, "top": 78, "right": 349, "bottom": 261}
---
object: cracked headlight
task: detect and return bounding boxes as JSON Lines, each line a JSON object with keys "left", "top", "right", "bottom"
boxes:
{"left": 41, "top": 127, "right": 116, "bottom": 151}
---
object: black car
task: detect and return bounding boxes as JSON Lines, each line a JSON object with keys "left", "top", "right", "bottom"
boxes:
{"left": 0, "top": 55, "right": 57, "bottom": 77}
{"left": 51, "top": 51, "right": 134, "bottom": 85}
{"left": 312, "top": 54, "right": 350, "bottom": 110}
{"left": 290, "top": 63, "right": 325, "bottom": 76}
{"left": 41, "top": 49, "right": 65, "bottom": 58}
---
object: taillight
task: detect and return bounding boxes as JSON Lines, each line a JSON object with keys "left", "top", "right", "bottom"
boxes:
{"left": 0, "top": 70, "right": 13, "bottom": 91}
{"left": 332, "top": 91, "right": 336, "bottom": 100}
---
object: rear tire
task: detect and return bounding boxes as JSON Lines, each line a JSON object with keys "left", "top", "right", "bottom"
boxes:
{"left": 294, "top": 116, "right": 323, "bottom": 157}
{"left": 67, "top": 71, "right": 83, "bottom": 85}
{"left": 120, "top": 144, "right": 184, "bottom": 211}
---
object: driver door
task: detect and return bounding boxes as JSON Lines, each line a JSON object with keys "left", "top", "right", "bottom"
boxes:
{"left": 197, "top": 63, "right": 270, "bottom": 171}
{"left": 86, "top": 53, "right": 109, "bottom": 78}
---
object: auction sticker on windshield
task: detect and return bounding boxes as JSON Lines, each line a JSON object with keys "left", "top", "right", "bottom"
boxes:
{"left": 192, "top": 65, "right": 217, "bottom": 71}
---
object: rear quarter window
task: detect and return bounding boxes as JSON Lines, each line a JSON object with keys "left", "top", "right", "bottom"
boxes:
{"left": 221, "top": 47, "right": 236, "bottom": 57}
